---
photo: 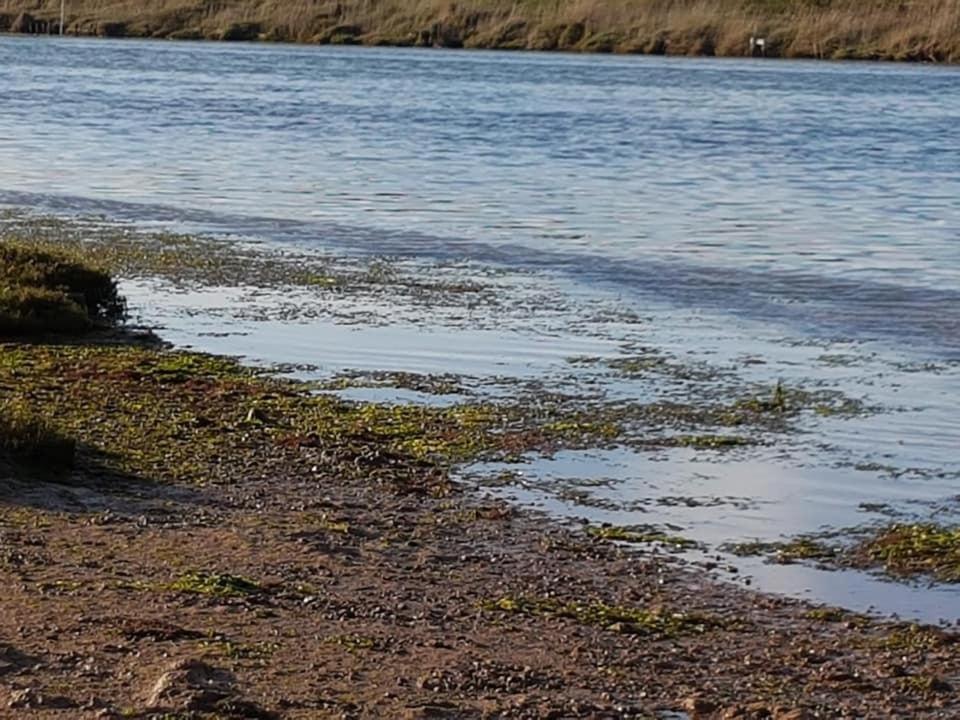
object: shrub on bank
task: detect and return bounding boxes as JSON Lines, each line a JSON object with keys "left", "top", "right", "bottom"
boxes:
{"left": 0, "top": 240, "right": 125, "bottom": 336}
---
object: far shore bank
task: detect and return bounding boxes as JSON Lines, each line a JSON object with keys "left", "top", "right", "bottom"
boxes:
{"left": 0, "top": 0, "right": 958, "bottom": 63}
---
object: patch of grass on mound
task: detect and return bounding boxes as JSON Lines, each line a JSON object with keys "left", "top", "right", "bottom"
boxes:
{"left": 0, "top": 400, "right": 76, "bottom": 469}
{"left": 0, "top": 285, "right": 93, "bottom": 336}
{"left": 0, "top": 240, "right": 125, "bottom": 336}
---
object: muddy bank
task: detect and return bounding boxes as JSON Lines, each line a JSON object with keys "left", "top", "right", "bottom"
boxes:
{"left": 3, "top": 339, "right": 960, "bottom": 718}
{"left": 1, "top": 232, "right": 960, "bottom": 718}
{"left": 1, "top": 0, "right": 958, "bottom": 62}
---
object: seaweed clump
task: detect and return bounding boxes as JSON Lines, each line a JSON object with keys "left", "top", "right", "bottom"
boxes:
{"left": 726, "top": 537, "right": 838, "bottom": 564}
{"left": 856, "top": 524, "right": 960, "bottom": 583}
{"left": 586, "top": 524, "right": 699, "bottom": 549}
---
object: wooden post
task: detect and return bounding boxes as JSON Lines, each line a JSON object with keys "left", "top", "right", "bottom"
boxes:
{"left": 60, "top": 0, "right": 65, "bottom": 35}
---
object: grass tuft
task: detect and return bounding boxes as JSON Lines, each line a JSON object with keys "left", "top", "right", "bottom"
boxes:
{"left": 0, "top": 400, "right": 76, "bottom": 469}
{"left": 0, "top": 240, "right": 125, "bottom": 336}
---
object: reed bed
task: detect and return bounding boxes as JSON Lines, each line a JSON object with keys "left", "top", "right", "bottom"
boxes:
{"left": 1, "top": 0, "right": 958, "bottom": 60}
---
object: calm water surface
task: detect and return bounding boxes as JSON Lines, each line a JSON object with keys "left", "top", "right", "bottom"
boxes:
{"left": 2, "top": 36, "right": 960, "bottom": 619}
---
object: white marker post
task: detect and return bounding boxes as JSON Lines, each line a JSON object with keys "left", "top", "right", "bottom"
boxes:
{"left": 60, "top": 0, "right": 65, "bottom": 35}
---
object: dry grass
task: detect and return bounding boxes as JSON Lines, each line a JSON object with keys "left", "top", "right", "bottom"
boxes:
{"left": 1, "top": 0, "right": 958, "bottom": 61}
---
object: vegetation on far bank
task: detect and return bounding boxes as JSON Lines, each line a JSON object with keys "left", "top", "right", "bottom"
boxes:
{"left": 1, "top": 0, "right": 959, "bottom": 62}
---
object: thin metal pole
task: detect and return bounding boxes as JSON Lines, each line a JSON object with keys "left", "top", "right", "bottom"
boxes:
{"left": 60, "top": 0, "right": 65, "bottom": 35}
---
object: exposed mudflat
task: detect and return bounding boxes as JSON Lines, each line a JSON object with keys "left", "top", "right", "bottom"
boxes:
{"left": 2, "top": 214, "right": 960, "bottom": 718}
{"left": 2, "top": 351, "right": 960, "bottom": 719}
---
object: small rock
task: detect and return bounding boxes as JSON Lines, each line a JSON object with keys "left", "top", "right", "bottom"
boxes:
{"left": 144, "top": 658, "right": 233, "bottom": 712}
{"left": 8, "top": 688, "right": 38, "bottom": 709}
{"left": 683, "top": 695, "right": 718, "bottom": 717}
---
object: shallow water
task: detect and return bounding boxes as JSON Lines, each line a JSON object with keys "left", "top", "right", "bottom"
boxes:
{"left": 2, "top": 36, "right": 960, "bottom": 620}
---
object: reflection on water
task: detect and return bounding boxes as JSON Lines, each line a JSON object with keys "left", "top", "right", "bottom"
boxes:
{"left": 2, "top": 36, "right": 960, "bottom": 620}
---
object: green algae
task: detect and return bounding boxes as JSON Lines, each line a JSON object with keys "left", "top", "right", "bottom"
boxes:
{"left": 726, "top": 523, "right": 960, "bottom": 584}
{"left": 586, "top": 524, "right": 699, "bottom": 549}
{"left": 897, "top": 674, "right": 953, "bottom": 696}
{"left": 726, "top": 537, "right": 839, "bottom": 564}
{"left": 480, "top": 595, "right": 717, "bottom": 637}
{"left": 313, "top": 514, "right": 350, "bottom": 534}
{"left": 170, "top": 571, "right": 261, "bottom": 597}
{"left": 804, "top": 607, "right": 846, "bottom": 623}
{"left": 325, "top": 634, "right": 387, "bottom": 654}
{"left": 665, "top": 434, "right": 750, "bottom": 449}
{"left": 566, "top": 350, "right": 723, "bottom": 383}
{"left": 317, "top": 370, "right": 467, "bottom": 396}
{"left": 0, "top": 343, "right": 646, "bottom": 491}
{"left": 1, "top": 211, "right": 497, "bottom": 310}
{"left": 199, "top": 639, "right": 280, "bottom": 661}
{"left": 881, "top": 623, "right": 956, "bottom": 652}
{"left": 857, "top": 523, "right": 960, "bottom": 582}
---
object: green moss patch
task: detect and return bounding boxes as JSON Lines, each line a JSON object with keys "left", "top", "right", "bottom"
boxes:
{"left": 586, "top": 524, "right": 699, "bottom": 549}
{"left": 169, "top": 571, "right": 261, "bottom": 597}
{"left": 481, "top": 596, "right": 718, "bottom": 636}
{"left": 855, "top": 523, "right": 960, "bottom": 582}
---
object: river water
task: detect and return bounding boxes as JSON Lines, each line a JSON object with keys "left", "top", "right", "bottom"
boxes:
{"left": 2, "top": 36, "right": 960, "bottom": 620}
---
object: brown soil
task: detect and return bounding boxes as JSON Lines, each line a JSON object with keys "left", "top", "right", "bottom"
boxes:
{"left": 2, "top": 417, "right": 959, "bottom": 719}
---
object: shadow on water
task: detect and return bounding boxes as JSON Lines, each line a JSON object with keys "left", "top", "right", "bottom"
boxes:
{"left": 4, "top": 190, "right": 959, "bottom": 359}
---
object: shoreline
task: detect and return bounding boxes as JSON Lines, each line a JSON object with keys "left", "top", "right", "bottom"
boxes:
{"left": 2, "top": 220, "right": 960, "bottom": 717}
{"left": 3, "top": 339, "right": 960, "bottom": 718}
{"left": 5, "top": 31, "right": 959, "bottom": 70}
